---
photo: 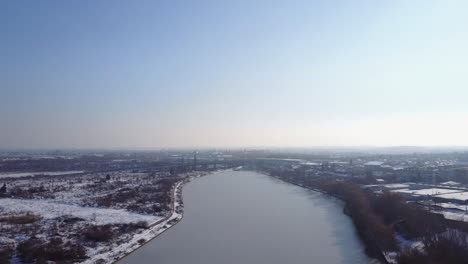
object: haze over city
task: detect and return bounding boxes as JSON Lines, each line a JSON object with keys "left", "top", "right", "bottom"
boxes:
{"left": 2, "top": 0, "right": 468, "bottom": 149}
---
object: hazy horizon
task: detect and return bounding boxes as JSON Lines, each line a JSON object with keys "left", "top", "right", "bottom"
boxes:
{"left": 2, "top": 0, "right": 468, "bottom": 149}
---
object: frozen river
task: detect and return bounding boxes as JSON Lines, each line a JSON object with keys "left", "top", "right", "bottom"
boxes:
{"left": 119, "top": 170, "right": 373, "bottom": 264}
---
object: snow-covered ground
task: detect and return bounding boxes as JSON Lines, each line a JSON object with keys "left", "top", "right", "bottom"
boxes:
{"left": 436, "top": 202, "right": 468, "bottom": 212}
{"left": 0, "top": 170, "right": 84, "bottom": 179}
{"left": 0, "top": 198, "right": 159, "bottom": 225}
{"left": 382, "top": 183, "right": 411, "bottom": 189}
{"left": 436, "top": 191, "right": 468, "bottom": 201}
{"left": 395, "top": 234, "right": 424, "bottom": 251}
{"left": 392, "top": 188, "right": 462, "bottom": 196}
{"left": 0, "top": 170, "right": 207, "bottom": 263}
{"left": 439, "top": 211, "right": 468, "bottom": 222}
{"left": 384, "top": 234, "right": 425, "bottom": 264}
{"left": 83, "top": 176, "right": 201, "bottom": 264}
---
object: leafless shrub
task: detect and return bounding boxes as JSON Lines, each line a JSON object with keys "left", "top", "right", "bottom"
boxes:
{"left": 397, "top": 248, "right": 429, "bottom": 264}
{"left": 83, "top": 225, "right": 114, "bottom": 242}
{"left": 0, "top": 247, "right": 14, "bottom": 263}
{"left": 17, "top": 237, "right": 87, "bottom": 263}
{"left": 371, "top": 192, "right": 445, "bottom": 238}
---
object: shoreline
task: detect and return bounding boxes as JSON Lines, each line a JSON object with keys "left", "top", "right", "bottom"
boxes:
{"left": 256, "top": 170, "right": 343, "bottom": 199}
{"left": 82, "top": 172, "right": 207, "bottom": 264}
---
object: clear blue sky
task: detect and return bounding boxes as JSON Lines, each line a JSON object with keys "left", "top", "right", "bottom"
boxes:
{"left": 2, "top": 0, "right": 467, "bottom": 149}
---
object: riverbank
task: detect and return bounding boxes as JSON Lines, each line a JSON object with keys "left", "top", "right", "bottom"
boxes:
{"left": 83, "top": 172, "right": 208, "bottom": 264}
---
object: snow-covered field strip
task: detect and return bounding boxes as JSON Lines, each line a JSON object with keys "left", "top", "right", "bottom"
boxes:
{"left": 436, "top": 191, "right": 468, "bottom": 201}
{"left": 439, "top": 211, "right": 468, "bottom": 222}
{"left": 0, "top": 170, "right": 85, "bottom": 179}
{"left": 436, "top": 202, "right": 468, "bottom": 211}
{"left": 392, "top": 188, "right": 463, "bottom": 196}
{"left": 0, "top": 198, "right": 160, "bottom": 225}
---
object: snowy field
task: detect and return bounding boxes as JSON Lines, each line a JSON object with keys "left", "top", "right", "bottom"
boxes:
{"left": 393, "top": 188, "right": 462, "bottom": 196}
{"left": 436, "top": 191, "right": 468, "bottom": 201}
{"left": 0, "top": 198, "right": 159, "bottom": 225}
{"left": 0, "top": 170, "right": 85, "bottom": 179}
{"left": 439, "top": 211, "right": 468, "bottom": 222}
{"left": 436, "top": 202, "right": 468, "bottom": 211}
{"left": 0, "top": 170, "right": 206, "bottom": 263}
{"left": 382, "top": 183, "right": 411, "bottom": 189}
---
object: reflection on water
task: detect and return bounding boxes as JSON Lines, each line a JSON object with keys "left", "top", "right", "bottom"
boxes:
{"left": 119, "top": 171, "right": 373, "bottom": 264}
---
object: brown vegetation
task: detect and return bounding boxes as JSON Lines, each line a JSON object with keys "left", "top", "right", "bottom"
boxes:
{"left": 85, "top": 178, "right": 177, "bottom": 214}
{"left": 370, "top": 192, "right": 445, "bottom": 238}
{"left": 0, "top": 247, "right": 14, "bottom": 263}
{"left": 0, "top": 213, "right": 41, "bottom": 224}
{"left": 83, "top": 225, "right": 114, "bottom": 242}
{"left": 116, "top": 221, "right": 148, "bottom": 234}
{"left": 323, "top": 181, "right": 398, "bottom": 257}
{"left": 17, "top": 237, "right": 87, "bottom": 263}
{"left": 398, "top": 230, "right": 468, "bottom": 264}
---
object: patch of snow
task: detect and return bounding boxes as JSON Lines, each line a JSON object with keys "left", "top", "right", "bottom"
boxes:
{"left": 393, "top": 188, "right": 462, "bottom": 196}
{"left": 382, "top": 183, "right": 410, "bottom": 189}
{"left": 436, "top": 191, "right": 468, "bottom": 202}
{"left": 395, "top": 234, "right": 424, "bottom": 251}
{"left": 0, "top": 198, "right": 159, "bottom": 225}
{"left": 439, "top": 211, "right": 468, "bottom": 222}
{"left": 0, "top": 170, "right": 85, "bottom": 179}
{"left": 441, "top": 181, "right": 461, "bottom": 186}
{"left": 364, "top": 161, "right": 385, "bottom": 166}
{"left": 384, "top": 252, "right": 398, "bottom": 264}
{"left": 436, "top": 202, "right": 467, "bottom": 211}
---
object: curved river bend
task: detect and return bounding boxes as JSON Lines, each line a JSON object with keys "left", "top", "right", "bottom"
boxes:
{"left": 119, "top": 171, "right": 372, "bottom": 264}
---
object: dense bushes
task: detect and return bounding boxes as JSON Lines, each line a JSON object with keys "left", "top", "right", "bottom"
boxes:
{"left": 398, "top": 230, "right": 468, "bottom": 264}
{"left": 83, "top": 225, "right": 114, "bottom": 242}
{"left": 0, "top": 247, "right": 13, "bottom": 263}
{"left": 87, "top": 178, "right": 176, "bottom": 214}
{"left": 423, "top": 230, "right": 468, "bottom": 263}
{"left": 17, "top": 237, "right": 87, "bottom": 263}
{"left": 117, "top": 221, "right": 148, "bottom": 234}
{"left": 371, "top": 192, "right": 444, "bottom": 238}
{"left": 397, "top": 248, "right": 428, "bottom": 264}
{"left": 0, "top": 213, "right": 41, "bottom": 224}
{"left": 323, "top": 181, "right": 398, "bottom": 256}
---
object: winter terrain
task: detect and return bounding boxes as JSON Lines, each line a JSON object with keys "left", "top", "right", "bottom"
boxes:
{"left": 0, "top": 170, "right": 204, "bottom": 263}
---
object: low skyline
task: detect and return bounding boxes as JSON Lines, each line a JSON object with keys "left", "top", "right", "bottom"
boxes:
{"left": 2, "top": 0, "right": 468, "bottom": 149}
